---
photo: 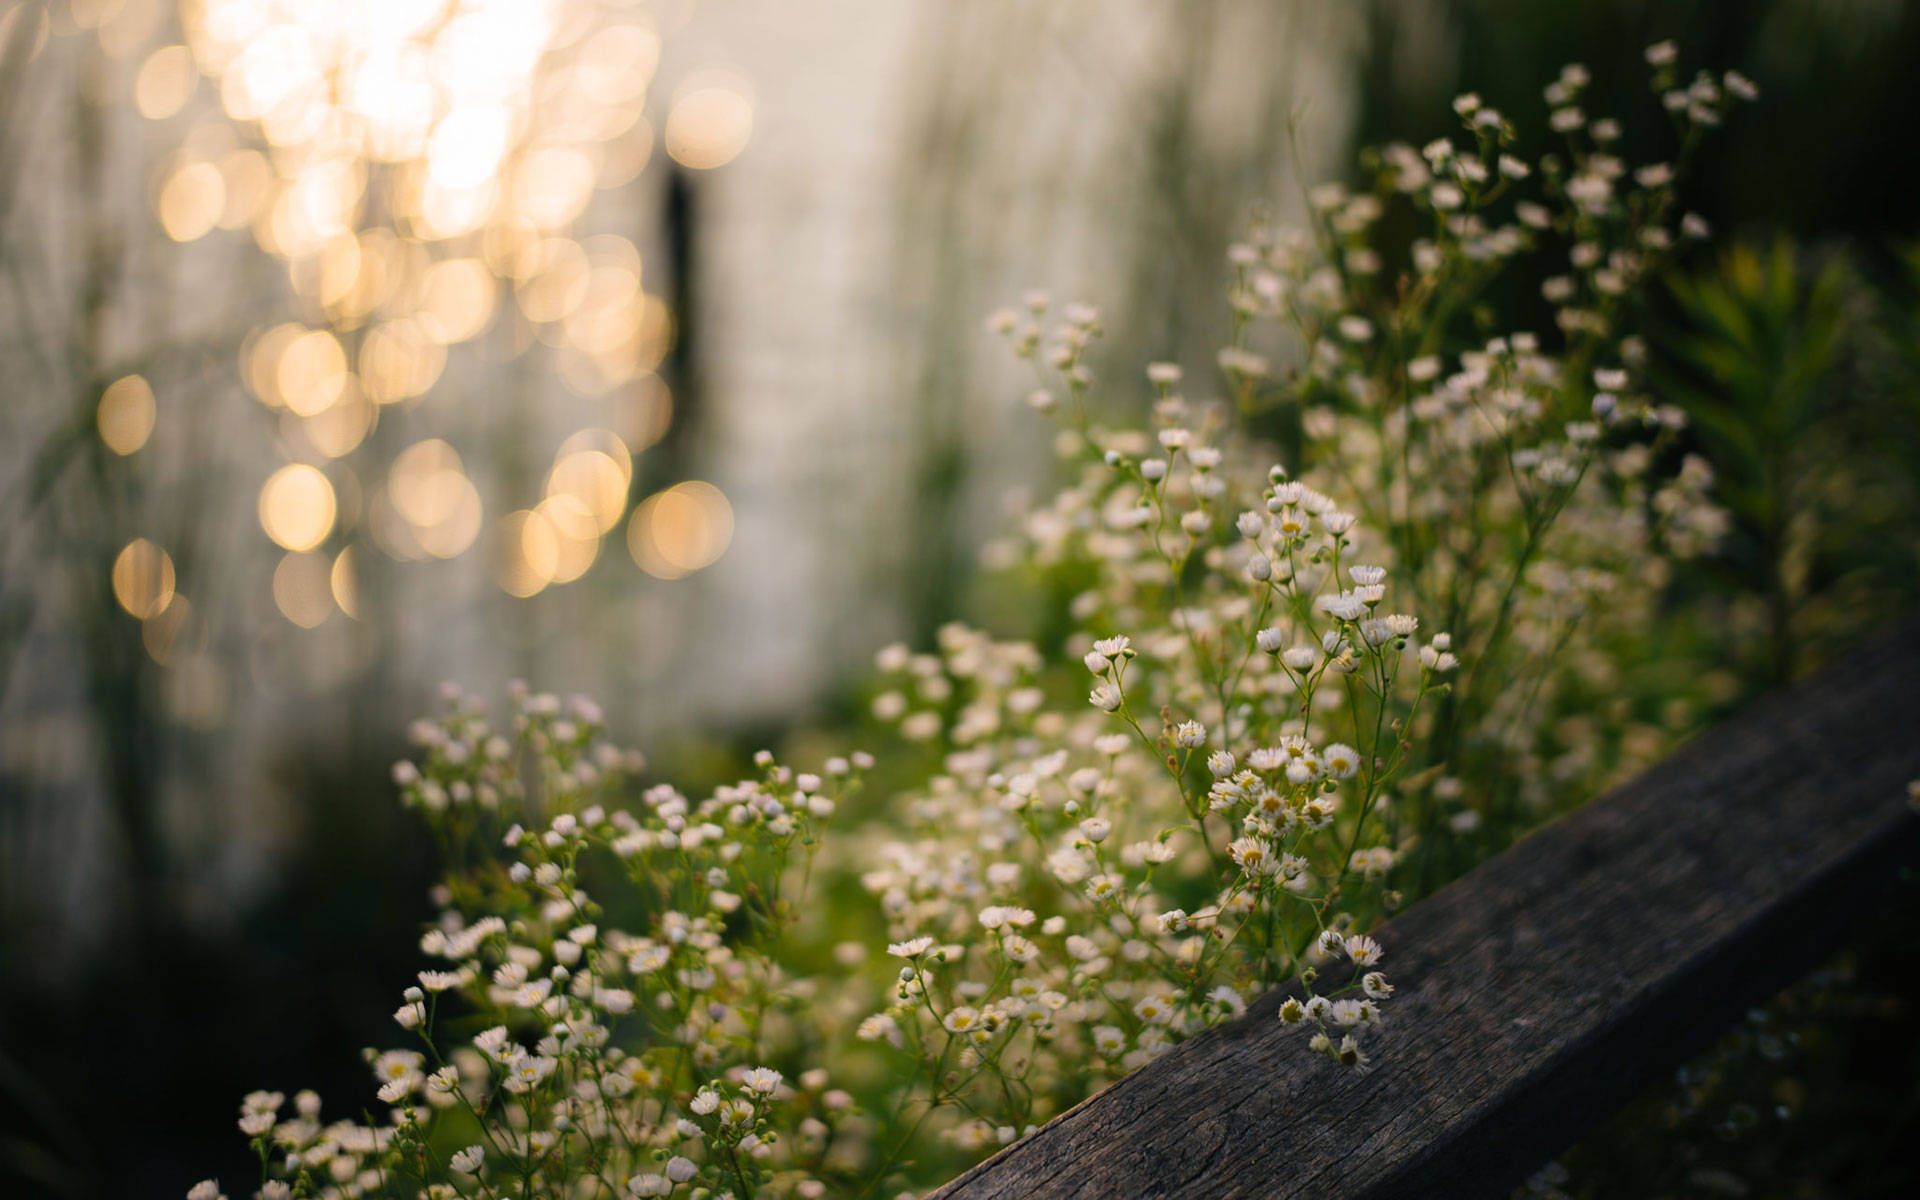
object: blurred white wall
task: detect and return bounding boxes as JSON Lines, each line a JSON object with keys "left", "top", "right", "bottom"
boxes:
{"left": 673, "top": 0, "right": 1365, "bottom": 719}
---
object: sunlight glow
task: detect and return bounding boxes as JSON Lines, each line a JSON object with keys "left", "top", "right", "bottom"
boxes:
{"left": 259, "top": 463, "right": 338, "bottom": 552}
{"left": 627, "top": 482, "right": 733, "bottom": 580}
{"left": 664, "top": 75, "right": 755, "bottom": 170}
{"left": 112, "top": 539, "right": 177, "bottom": 620}
{"left": 98, "top": 375, "right": 157, "bottom": 455}
{"left": 142, "top": 0, "right": 742, "bottom": 617}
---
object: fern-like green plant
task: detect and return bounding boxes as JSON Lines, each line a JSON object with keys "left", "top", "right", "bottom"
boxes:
{"left": 1662, "top": 237, "right": 1851, "bottom": 683}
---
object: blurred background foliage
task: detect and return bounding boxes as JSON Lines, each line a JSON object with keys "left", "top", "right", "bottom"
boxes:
{"left": 1, "top": 0, "right": 1917, "bottom": 1196}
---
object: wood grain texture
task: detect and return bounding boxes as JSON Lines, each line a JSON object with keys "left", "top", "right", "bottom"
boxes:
{"left": 929, "top": 618, "right": 1920, "bottom": 1200}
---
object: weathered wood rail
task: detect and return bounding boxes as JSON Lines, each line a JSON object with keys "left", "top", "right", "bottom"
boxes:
{"left": 931, "top": 618, "right": 1920, "bottom": 1200}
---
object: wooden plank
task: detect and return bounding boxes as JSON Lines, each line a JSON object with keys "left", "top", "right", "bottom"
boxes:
{"left": 930, "top": 618, "right": 1920, "bottom": 1200}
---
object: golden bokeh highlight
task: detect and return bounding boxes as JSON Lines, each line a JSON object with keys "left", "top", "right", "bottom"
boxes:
{"left": 664, "top": 77, "right": 754, "bottom": 170}
{"left": 414, "top": 175, "right": 497, "bottom": 241}
{"left": 427, "top": 105, "right": 512, "bottom": 190}
{"left": 488, "top": 429, "right": 640, "bottom": 597}
{"left": 573, "top": 22, "right": 661, "bottom": 113}
{"left": 258, "top": 463, "right": 337, "bottom": 552}
{"left": 417, "top": 258, "right": 497, "bottom": 344}
{"left": 142, "top": 593, "right": 193, "bottom": 664}
{"left": 313, "top": 232, "right": 363, "bottom": 310}
{"left": 97, "top": 374, "right": 157, "bottom": 455}
{"left": 533, "top": 495, "right": 601, "bottom": 583}
{"left": 496, "top": 508, "right": 557, "bottom": 598}
{"left": 559, "top": 426, "right": 634, "bottom": 477}
{"left": 137, "top": 3, "right": 743, "bottom": 601}
{"left": 112, "top": 538, "right": 176, "bottom": 619}
{"left": 330, "top": 547, "right": 361, "bottom": 619}
{"left": 303, "top": 383, "right": 375, "bottom": 458}
{"left": 515, "top": 238, "right": 591, "bottom": 324}
{"left": 359, "top": 319, "right": 446, "bottom": 404}
{"left": 633, "top": 295, "right": 675, "bottom": 369}
{"left": 272, "top": 551, "right": 335, "bottom": 628}
{"left": 564, "top": 267, "right": 645, "bottom": 359}
{"left": 263, "top": 158, "right": 363, "bottom": 258}
{"left": 598, "top": 119, "right": 655, "bottom": 189}
{"left": 276, "top": 328, "right": 348, "bottom": 416}
{"left": 547, "top": 448, "right": 629, "bottom": 536}
{"left": 622, "top": 374, "right": 675, "bottom": 450}
{"left": 217, "top": 149, "right": 270, "bottom": 229}
{"left": 158, "top": 161, "right": 226, "bottom": 242}
{"left": 243, "top": 323, "right": 302, "bottom": 408}
{"left": 292, "top": 226, "right": 398, "bottom": 326}
{"left": 135, "top": 44, "right": 197, "bottom": 120}
{"left": 513, "top": 145, "right": 598, "bottom": 230}
{"left": 389, "top": 440, "right": 482, "bottom": 559}
{"left": 627, "top": 481, "right": 733, "bottom": 580}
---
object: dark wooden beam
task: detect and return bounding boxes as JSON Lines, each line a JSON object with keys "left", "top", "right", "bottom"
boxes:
{"left": 930, "top": 618, "right": 1920, "bottom": 1200}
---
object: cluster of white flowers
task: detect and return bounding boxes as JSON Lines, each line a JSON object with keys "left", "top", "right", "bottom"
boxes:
{"left": 854, "top": 389, "right": 1451, "bottom": 1149}
{"left": 195, "top": 44, "right": 1751, "bottom": 1200}
{"left": 1187, "top": 47, "right": 1747, "bottom": 856}
{"left": 198, "top": 683, "right": 874, "bottom": 1200}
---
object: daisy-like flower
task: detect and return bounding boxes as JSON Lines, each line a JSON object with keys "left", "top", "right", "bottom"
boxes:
{"left": 1336, "top": 1036, "right": 1370, "bottom": 1070}
{"left": 502, "top": 1053, "right": 555, "bottom": 1094}
{"left": 741, "top": 1067, "right": 783, "bottom": 1096}
{"left": 1322, "top": 743, "right": 1362, "bottom": 779}
{"left": 1345, "top": 935, "right": 1384, "bottom": 967}
{"left": 943, "top": 1006, "right": 982, "bottom": 1034}
{"left": 1134, "top": 993, "right": 1175, "bottom": 1025}
{"left": 1228, "top": 837, "right": 1274, "bottom": 876}
{"left": 979, "top": 904, "right": 1036, "bottom": 928}
{"left": 1000, "top": 934, "right": 1039, "bottom": 963}
{"left": 1318, "top": 591, "right": 1367, "bottom": 621}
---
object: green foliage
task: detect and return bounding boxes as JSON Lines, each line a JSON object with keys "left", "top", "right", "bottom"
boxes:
{"left": 1662, "top": 237, "right": 1920, "bottom": 684}
{"left": 1662, "top": 238, "right": 1850, "bottom": 681}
